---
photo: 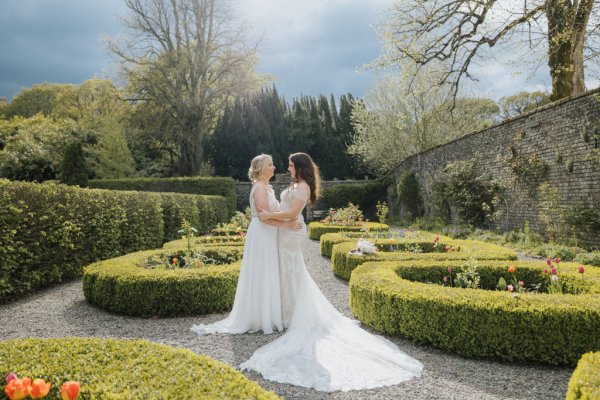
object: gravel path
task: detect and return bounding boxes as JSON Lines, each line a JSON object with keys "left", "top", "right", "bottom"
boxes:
{"left": 0, "top": 239, "right": 573, "bottom": 399}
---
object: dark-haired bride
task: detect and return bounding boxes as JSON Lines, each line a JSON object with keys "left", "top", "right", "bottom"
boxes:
{"left": 243, "top": 152, "right": 423, "bottom": 392}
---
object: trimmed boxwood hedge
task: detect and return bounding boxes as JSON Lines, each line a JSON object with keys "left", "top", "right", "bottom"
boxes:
{"left": 0, "top": 338, "right": 279, "bottom": 399}
{"left": 331, "top": 239, "right": 517, "bottom": 280}
{"left": 0, "top": 180, "right": 164, "bottom": 303}
{"left": 567, "top": 352, "right": 600, "bottom": 399}
{"left": 83, "top": 246, "right": 243, "bottom": 317}
{"left": 163, "top": 236, "right": 245, "bottom": 248}
{"left": 89, "top": 176, "right": 237, "bottom": 216}
{"left": 159, "top": 193, "right": 229, "bottom": 240}
{"left": 319, "top": 231, "right": 443, "bottom": 257}
{"left": 349, "top": 260, "right": 600, "bottom": 366}
{"left": 307, "top": 222, "right": 389, "bottom": 240}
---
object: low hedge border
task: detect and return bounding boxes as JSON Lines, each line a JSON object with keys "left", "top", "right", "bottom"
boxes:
{"left": 307, "top": 222, "right": 389, "bottom": 241}
{"left": 163, "top": 236, "right": 245, "bottom": 248}
{"left": 319, "top": 231, "right": 443, "bottom": 258}
{"left": 0, "top": 338, "right": 279, "bottom": 399}
{"left": 83, "top": 246, "right": 243, "bottom": 317}
{"left": 567, "top": 352, "right": 600, "bottom": 399}
{"left": 331, "top": 239, "right": 518, "bottom": 280}
{"left": 349, "top": 260, "right": 600, "bottom": 366}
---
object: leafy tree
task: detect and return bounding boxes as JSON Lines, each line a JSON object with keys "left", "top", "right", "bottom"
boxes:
{"left": 499, "top": 91, "right": 552, "bottom": 119}
{"left": 107, "top": 0, "right": 265, "bottom": 176}
{"left": 379, "top": 0, "right": 598, "bottom": 100}
{"left": 96, "top": 117, "right": 136, "bottom": 179}
{"left": 61, "top": 141, "right": 88, "bottom": 186}
{"left": 349, "top": 69, "right": 499, "bottom": 175}
{"left": 5, "top": 83, "right": 73, "bottom": 118}
{"left": 0, "top": 115, "right": 78, "bottom": 181}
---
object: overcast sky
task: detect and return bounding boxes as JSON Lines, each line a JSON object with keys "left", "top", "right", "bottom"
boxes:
{"left": 1, "top": 0, "right": 587, "bottom": 103}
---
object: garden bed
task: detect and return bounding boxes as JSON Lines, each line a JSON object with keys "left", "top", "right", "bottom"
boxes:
{"left": 0, "top": 338, "right": 279, "bottom": 399}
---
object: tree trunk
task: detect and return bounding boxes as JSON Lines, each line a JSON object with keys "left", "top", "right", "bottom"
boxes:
{"left": 546, "top": 0, "right": 575, "bottom": 101}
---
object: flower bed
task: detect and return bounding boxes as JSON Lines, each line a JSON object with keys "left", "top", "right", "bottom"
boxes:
{"left": 0, "top": 338, "right": 279, "bottom": 399}
{"left": 319, "top": 231, "right": 442, "bottom": 257}
{"left": 331, "top": 239, "right": 517, "bottom": 280}
{"left": 83, "top": 246, "right": 243, "bottom": 317}
{"left": 567, "top": 352, "right": 600, "bottom": 399}
{"left": 307, "top": 222, "right": 389, "bottom": 240}
{"left": 349, "top": 260, "right": 600, "bottom": 366}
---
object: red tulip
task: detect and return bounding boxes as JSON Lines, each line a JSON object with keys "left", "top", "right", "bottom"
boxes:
{"left": 546, "top": 259, "right": 552, "bottom": 266}
{"left": 5, "top": 373, "right": 18, "bottom": 384}
{"left": 30, "top": 379, "right": 52, "bottom": 399}
{"left": 543, "top": 268, "right": 548, "bottom": 274}
{"left": 554, "top": 257, "right": 560, "bottom": 264}
{"left": 578, "top": 266, "right": 585, "bottom": 274}
{"left": 61, "top": 381, "right": 80, "bottom": 400}
{"left": 551, "top": 267, "right": 557, "bottom": 275}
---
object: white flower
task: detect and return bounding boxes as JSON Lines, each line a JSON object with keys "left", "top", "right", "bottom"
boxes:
{"left": 551, "top": 274, "right": 559, "bottom": 283}
{"left": 357, "top": 239, "right": 377, "bottom": 254}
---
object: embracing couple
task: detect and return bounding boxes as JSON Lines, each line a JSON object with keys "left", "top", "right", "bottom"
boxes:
{"left": 191, "top": 152, "right": 423, "bottom": 392}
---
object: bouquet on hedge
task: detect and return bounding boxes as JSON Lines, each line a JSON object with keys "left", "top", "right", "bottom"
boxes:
{"left": 349, "top": 239, "right": 377, "bottom": 256}
{"left": 320, "top": 203, "right": 364, "bottom": 226}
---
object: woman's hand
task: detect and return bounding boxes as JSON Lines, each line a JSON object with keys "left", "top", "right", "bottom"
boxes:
{"left": 287, "top": 220, "right": 303, "bottom": 231}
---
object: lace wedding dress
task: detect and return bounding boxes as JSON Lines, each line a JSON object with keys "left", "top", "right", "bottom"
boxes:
{"left": 241, "top": 182, "right": 423, "bottom": 391}
{"left": 191, "top": 183, "right": 283, "bottom": 335}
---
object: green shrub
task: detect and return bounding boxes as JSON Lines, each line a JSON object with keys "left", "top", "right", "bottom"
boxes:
{"left": 60, "top": 141, "right": 88, "bottom": 187}
{"left": 0, "top": 180, "right": 163, "bottom": 303}
{"left": 89, "top": 176, "right": 236, "bottom": 216}
{"left": 349, "top": 260, "right": 600, "bottom": 366}
{"left": 396, "top": 170, "right": 423, "bottom": 221}
{"left": 321, "top": 180, "right": 390, "bottom": 219}
{"left": 163, "top": 236, "right": 245, "bottom": 248}
{"left": 576, "top": 251, "right": 600, "bottom": 267}
{"left": 159, "top": 193, "right": 227, "bottom": 240}
{"left": 307, "top": 222, "right": 389, "bottom": 241}
{"left": 83, "top": 246, "right": 243, "bottom": 317}
{"left": 0, "top": 338, "right": 280, "bottom": 399}
{"left": 567, "top": 352, "right": 600, "bottom": 400}
{"left": 534, "top": 244, "right": 587, "bottom": 261}
{"left": 331, "top": 239, "right": 517, "bottom": 281}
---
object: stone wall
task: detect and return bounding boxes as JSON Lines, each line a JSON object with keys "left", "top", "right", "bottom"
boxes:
{"left": 391, "top": 88, "right": 600, "bottom": 247}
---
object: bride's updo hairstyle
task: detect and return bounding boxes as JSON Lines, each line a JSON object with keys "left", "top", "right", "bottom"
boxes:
{"left": 248, "top": 154, "right": 272, "bottom": 181}
{"left": 289, "top": 152, "right": 320, "bottom": 204}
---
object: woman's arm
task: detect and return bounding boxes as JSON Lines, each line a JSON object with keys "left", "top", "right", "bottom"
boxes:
{"left": 253, "top": 185, "right": 301, "bottom": 230}
{"left": 259, "top": 197, "right": 305, "bottom": 221}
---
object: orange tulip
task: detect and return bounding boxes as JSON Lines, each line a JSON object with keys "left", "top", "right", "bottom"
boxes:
{"left": 30, "top": 378, "right": 52, "bottom": 399}
{"left": 61, "top": 381, "right": 80, "bottom": 400}
{"left": 508, "top": 266, "right": 516, "bottom": 273}
{"left": 4, "top": 377, "right": 31, "bottom": 400}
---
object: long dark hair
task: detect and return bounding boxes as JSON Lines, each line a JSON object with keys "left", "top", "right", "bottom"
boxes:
{"left": 289, "top": 152, "right": 321, "bottom": 204}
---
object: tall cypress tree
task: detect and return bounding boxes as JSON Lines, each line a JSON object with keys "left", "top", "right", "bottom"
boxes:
{"left": 61, "top": 141, "right": 88, "bottom": 186}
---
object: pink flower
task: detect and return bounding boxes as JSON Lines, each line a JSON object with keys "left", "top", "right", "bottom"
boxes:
{"left": 546, "top": 259, "right": 552, "bottom": 266}
{"left": 444, "top": 245, "right": 450, "bottom": 251}
{"left": 443, "top": 276, "right": 449, "bottom": 282}
{"left": 578, "top": 266, "right": 585, "bottom": 274}
{"left": 5, "top": 373, "right": 17, "bottom": 384}
{"left": 447, "top": 267, "right": 452, "bottom": 273}
{"left": 543, "top": 268, "right": 548, "bottom": 274}
{"left": 551, "top": 267, "right": 557, "bottom": 275}
{"left": 554, "top": 257, "right": 560, "bottom": 264}
{"left": 507, "top": 285, "right": 514, "bottom": 292}
{"left": 518, "top": 280, "right": 525, "bottom": 287}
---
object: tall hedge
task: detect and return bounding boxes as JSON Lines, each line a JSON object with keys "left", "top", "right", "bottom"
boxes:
{"left": 321, "top": 179, "right": 390, "bottom": 219}
{"left": 89, "top": 176, "right": 236, "bottom": 216}
{"left": 0, "top": 180, "right": 164, "bottom": 302}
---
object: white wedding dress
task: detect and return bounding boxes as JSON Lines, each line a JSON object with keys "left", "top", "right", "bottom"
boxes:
{"left": 191, "top": 183, "right": 283, "bottom": 335}
{"left": 241, "top": 182, "right": 423, "bottom": 392}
